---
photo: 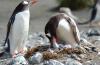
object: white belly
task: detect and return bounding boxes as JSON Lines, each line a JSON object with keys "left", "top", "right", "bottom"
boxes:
{"left": 9, "top": 10, "right": 30, "bottom": 54}
{"left": 56, "top": 19, "right": 76, "bottom": 45}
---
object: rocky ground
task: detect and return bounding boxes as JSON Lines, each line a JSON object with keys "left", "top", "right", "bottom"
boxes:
{"left": 0, "top": 0, "right": 100, "bottom": 65}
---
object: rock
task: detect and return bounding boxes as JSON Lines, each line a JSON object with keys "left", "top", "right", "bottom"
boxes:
{"left": 86, "top": 29, "right": 100, "bottom": 37}
{"left": 84, "top": 61, "right": 97, "bottom": 65}
{"left": 79, "top": 54, "right": 87, "bottom": 59}
{"left": 29, "top": 52, "right": 43, "bottom": 64}
{"left": 97, "top": 52, "right": 100, "bottom": 55}
{"left": 80, "top": 38, "right": 97, "bottom": 52}
{"left": 70, "top": 54, "right": 81, "bottom": 61}
{"left": 26, "top": 32, "right": 49, "bottom": 48}
{"left": 9, "top": 56, "right": 28, "bottom": 65}
{"left": 80, "top": 31, "right": 88, "bottom": 39}
{"left": 34, "top": 63, "right": 44, "bottom": 65}
{"left": 44, "top": 59, "right": 64, "bottom": 65}
{"left": 64, "top": 58, "right": 82, "bottom": 65}
{"left": 80, "top": 38, "right": 92, "bottom": 45}
{"left": 64, "top": 44, "right": 72, "bottom": 48}
{"left": 0, "top": 41, "right": 7, "bottom": 54}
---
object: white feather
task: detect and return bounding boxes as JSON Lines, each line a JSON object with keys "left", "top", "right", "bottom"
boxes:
{"left": 56, "top": 18, "right": 77, "bottom": 47}
{"left": 9, "top": 9, "right": 30, "bottom": 54}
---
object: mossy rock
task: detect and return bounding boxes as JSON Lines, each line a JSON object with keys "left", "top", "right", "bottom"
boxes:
{"left": 57, "top": 0, "right": 94, "bottom": 10}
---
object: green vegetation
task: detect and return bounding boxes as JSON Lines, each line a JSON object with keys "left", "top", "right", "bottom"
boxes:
{"left": 57, "top": 0, "right": 94, "bottom": 10}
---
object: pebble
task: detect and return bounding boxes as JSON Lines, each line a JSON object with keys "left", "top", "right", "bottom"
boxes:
{"left": 29, "top": 52, "right": 43, "bottom": 64}
{"left": 44, "top": 59, "right": 64, "bottom": 65}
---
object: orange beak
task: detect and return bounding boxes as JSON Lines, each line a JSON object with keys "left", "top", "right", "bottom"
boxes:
{"left": 31, "top": 0, "right": 37, "bottom": 4}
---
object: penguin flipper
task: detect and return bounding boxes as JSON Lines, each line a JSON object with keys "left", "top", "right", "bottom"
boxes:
{"left": 4, "top": 16, "right": 15, "bottom": 53}
{"left": 65, "top": 16, "right": 80, "bottom": 43}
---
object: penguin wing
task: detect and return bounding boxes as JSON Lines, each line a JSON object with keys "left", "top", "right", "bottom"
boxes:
{"left": 4, "top": 15, "right": 15, "bottom": 45}
{"left": 66, "top": 17, "right": 80, "bottom": 43}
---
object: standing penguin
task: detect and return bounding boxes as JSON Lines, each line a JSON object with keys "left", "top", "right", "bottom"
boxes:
{"left": 4, "top": 0, "right": 37, "bottom": 57}
{"left": 78, "top": 0, "right": 100, "bottom": 25}
{"left": 45, "top": 13, "right": 80, "bottom": 49}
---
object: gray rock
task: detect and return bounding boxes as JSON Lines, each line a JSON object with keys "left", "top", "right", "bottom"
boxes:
{"left": 80, "top": 31, "right": 88, "bottom": 39}
{"left": 70, "top": 54, "right": 81, "bottom": 61}
{"left": 44, "top": 59, "right": 64, "bottom": 65}
{"left": 34, "top": 63, "right": 44, "bottom": 65}
{"left": 84, "top": 61, "right": 97, "bottom": 65}
{"left": 26, "top": 32, "right": 49, "bottom": 48}
{"left": 29, "top": 52, "right": 43, "bottom": 64}
{"left": 10, "top": 56, "right": 28, "bottom": 65}
{"left": 0, "top": 41, "right": 6, "bottom": 53}
{"left": 86, "top": 29, "right": 100, "bottom": 37}
{"left": 64, "top": 58, "right": 82, "bottom": 65}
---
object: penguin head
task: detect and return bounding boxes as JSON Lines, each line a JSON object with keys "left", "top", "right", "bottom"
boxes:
{"left": 12, "top": 0, "right": 37, "bottom": 14}
{"left": 17, "top": 0, "right": 37, "bottom": 10}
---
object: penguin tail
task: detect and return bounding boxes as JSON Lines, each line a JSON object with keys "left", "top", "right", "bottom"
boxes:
{"left": 4, "top": 38, "right": 10, "bottom": 53}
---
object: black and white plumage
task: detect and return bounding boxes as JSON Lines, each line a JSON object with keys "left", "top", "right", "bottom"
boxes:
{"left": 78, "top": 0, "right": 100, "bottom": 25}
{"left": 45, "top": 13, "right": 80, "bottom": 49}
{"left": 4, "top": 0, "right": 37, "bottom": 56}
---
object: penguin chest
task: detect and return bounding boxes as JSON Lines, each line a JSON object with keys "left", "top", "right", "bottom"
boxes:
{"left": 14, "top": 19, "right": 29, "bottom": 33}
{"left": 12, "top": 11, "right": 30, "bottom": 36}
{"left": 56, "top": 19, "right": 76, "bottom": 44}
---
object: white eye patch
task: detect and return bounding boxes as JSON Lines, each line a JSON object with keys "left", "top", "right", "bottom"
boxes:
{"left": 23, "top": 1, "right": 28, "bottom": 4}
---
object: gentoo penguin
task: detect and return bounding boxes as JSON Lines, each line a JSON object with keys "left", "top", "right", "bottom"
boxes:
{"left": 45, "top": 13, "right": 80, "bottom": 49}
{"left": 4, "top": 0, "right": 37, "bottom": 57}
{"left": 78, "top": 0, "right": 100, "bottom": 25}
{"left": 60, "top": 7, "right": 78, "bottom": 22}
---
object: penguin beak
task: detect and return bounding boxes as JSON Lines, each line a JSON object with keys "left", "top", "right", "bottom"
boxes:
{"left": 29, "top": 0, "right": 37, "bottom": 5}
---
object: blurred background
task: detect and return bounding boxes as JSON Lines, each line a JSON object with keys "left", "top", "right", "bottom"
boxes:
{"left": 0, "top": 0, "right": 95, "bottom": 41}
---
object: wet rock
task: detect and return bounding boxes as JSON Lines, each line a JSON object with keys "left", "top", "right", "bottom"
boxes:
{"left": 29, "top": 52, "right": 43, "bottom": 64}
{"left": 64, "top": 58, "right": 82, "bottom": 65}
{"left": 44, "top": 59, "right": 64, "bottom": 65}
